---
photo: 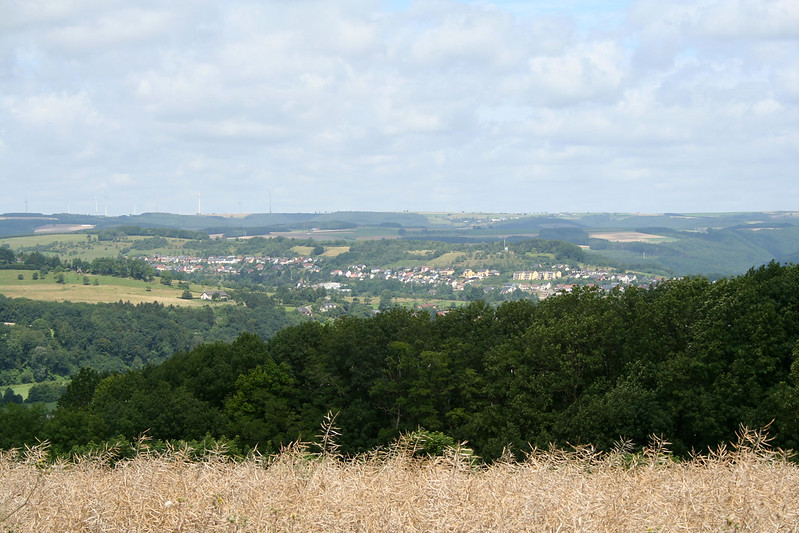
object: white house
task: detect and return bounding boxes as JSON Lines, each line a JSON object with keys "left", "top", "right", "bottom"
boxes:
{"left": 200, "top": 290, "right": 229, "bottom": 301}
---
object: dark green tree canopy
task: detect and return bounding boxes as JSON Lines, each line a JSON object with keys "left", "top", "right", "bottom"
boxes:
{"left": 4, "top": 261, "right": 799, "bottom": 461}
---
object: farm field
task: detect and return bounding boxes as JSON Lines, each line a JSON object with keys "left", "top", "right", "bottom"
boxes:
{"left": 0, "top": 270, "right": 223, "bottom": 307}
{"left": 290, "top": 245, "right": 315, "bottom": 256}
{"left": 321, "top": 245, "right": 350, "bottom": 257}
{"left": 3, "top": 210, "right": 799, "bottom": 276}
{"left": 0, "top": 233, "right": 90, "bottom": 248}
{"left": 0, "top": 234, "right": 190, "bottom": 261}
{"left": 289, "top": 244, "right": 353, "bottom": 257}
{"left": 267, "top": 229, "right": 359, "bottom": 241}
{"left": 425, "top": 251, "right": 464, "bottom": 267}
{"left": 588, "top": 230, "right": 672, "bottom": 243}
{"left": 1, "top": 431, "right": 796, "bottom": 532}
{"left": 0, "top": 233, "right": 126, "bottom": 261}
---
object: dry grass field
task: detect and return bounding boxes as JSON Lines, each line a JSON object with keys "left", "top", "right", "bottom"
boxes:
{"left": 321, "top": 246, "right": 350, "bottom": 257}
{"left": 1, "top": 429, "right": 797, "bottom": 532}
{"left": 269, "top": 229, "right": 357, "bottom": 241}
{"left": 427, "top": 251, "right": 466, "bottom": 267}
{"left": 0, "top": 270, "right": 222, "bottom": 308}
{"left": 589, "top": 231, "right": 670, "bottom": 243}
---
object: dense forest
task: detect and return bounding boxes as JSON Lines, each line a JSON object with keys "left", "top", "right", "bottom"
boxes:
{"left": 2, "top": 261, "right": 799, "bottom": 460}
{"left": 0, "top": 295, "right": 296, "bottom": 384}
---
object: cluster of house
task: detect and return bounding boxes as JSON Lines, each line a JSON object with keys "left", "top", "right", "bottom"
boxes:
{"left": 463, "top": 268, "right": 501, "bottom": 279}
{"left": 513, "top": 270, "right": 564, "bottom": 281}
{"left": 329, "top": 264, "right": 506, "bottom": 290}
{"left": 142, "top": 254, "right": 320, "bottom": 275}
{"left": 199, "top": 290, "right": 229, "bottom": 301}
{"left": 500, "top": 282, "right": 574, "bottom": 300}
{"left": 447, "top": 214, "right": 522, "bottom": 225}
{"left": 514, "top": 265, "right": 649, "bottom": 283}
{"left": 507, "top": 268, "right": 650, "bottom": 297}
{"left": 297, "top": 301, "right": 340, "bottom": 317}
{"left": 141, "top": 254, "right": 656, "bottom": 296}
{"left": 568, "top": 269, "right": 642, "bottom": 286}
{"left": 330, "top": 264, "right": 463, "bottom": 284}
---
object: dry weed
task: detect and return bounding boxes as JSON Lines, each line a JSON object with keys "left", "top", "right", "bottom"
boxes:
{"left": 1, "top": 428, "right": 798, "bottom": 532}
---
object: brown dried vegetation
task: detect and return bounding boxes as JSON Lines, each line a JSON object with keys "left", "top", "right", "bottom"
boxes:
{"left": 1, "top": 427, "right": 798, "bottom": 532}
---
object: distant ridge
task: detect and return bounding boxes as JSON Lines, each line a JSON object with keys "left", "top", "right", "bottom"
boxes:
{"left": 2, "top": 211, "right": 798, "bottom": 277}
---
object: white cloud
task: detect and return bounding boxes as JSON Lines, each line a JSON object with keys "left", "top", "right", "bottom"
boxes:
{"left": 693, "top": 0, "right": 799, "bottom": 40}
{"left": 526, "top": 41, "right": 627, "bottom": 106}
{"left": 0, "top": 0, "right": 797, "bottom": 214}
{"left": 5, "top": 92, "right": 102, "bottom": 129}
{"left": 406, "top": 7, "right": 519, "bottom": 69}
{"left": 0, "top": 0, "right": 120, "bottom": 29}
{"left": 773, "top": 64, "right": 799, "bottom": 101}
{"left": 46, "top": 9, "right": 173, "bottom": 51}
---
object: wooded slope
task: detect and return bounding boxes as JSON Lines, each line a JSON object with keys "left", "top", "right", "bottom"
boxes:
{"left": 3, "top": 262, "right": 799, "bottom": 460}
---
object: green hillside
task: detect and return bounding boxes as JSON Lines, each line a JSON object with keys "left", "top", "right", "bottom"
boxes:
{"left": 3, "top": 262, "right": 799, "bottom": 461}
{"left": 2, "top": 210, "right": 798, "bottom": 276}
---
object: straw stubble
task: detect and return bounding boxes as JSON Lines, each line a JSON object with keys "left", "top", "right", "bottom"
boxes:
{"left": 1, "top": 434, "right": 798, "bottom": 532}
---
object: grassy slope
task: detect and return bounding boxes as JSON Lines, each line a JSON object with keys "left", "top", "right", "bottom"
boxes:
{"left": 6, "top": 379, "right": 67, "bottom": 401}
{"left": 0, "top": 270, "right": 221, "bottom": 307}
{"left": 4, "top": 210, "right": 798, "bottom": 280}
{"left": 593, "top": 226, "right": 799, "bottom": 276}
{"left": 0, "top": 234, "right": 191, "bottom": 261}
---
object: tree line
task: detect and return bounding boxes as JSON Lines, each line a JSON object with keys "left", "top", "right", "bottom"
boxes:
{"left": 91, "top": 225, "right": 210, "bottom": 241}
{"left": 2, "top": 261, "right": 798, "bottom": 460}
{"left": 0, "top": 296, "right": 297, "bottom": 385}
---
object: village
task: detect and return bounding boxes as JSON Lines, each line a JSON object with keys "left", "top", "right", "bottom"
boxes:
{"left": 139, "top": 251, "right": 659, "bottom": 302}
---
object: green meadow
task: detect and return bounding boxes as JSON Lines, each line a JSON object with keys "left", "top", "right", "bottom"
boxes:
{"left": 0, "top": 270, "right": 223, "bottom": 307}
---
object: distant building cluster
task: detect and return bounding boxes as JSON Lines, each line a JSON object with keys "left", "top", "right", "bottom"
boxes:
{"left": 500, "top": 282, "right": 573, "bottom": 300}
{"left": 513, "top": 270, "right": 563, "bottom": 281}
{"left": 138, "top": 253, "right": 655, "bottom": 295}
{"left": 331, "top": 264, "right": 463, "bottom": 288}
{"left": 142, "top": 254, "right": 321, "bottom": 275}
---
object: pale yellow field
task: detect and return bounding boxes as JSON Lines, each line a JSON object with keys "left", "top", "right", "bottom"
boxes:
{"left": 290, "top": 245, "right": 350, "bottom": 257}
{"left": 426, "top": 251, "right": 466, "bottom": 266}
{"left": 1, "top": 430, "right": 796, "bottom": 532}
{"left": 0, "top": 271, "right": 220, "bottom": 307}
{"left": 589, "top": 231, "right": 669, "bottom": 243}
{"left": 33, "top": 223, "right": 96, "bottom": 233}
{"left": 269, "top": 229, "right": 356, "bottom": 240}
{"left": 290, "top": 245, "right": 314, "bottom": 256}
{"left": 0, "top": 283, "right": 205, "bottom": 306}
{"left": 321, "top": 246, "right": 349, "bottom": 257}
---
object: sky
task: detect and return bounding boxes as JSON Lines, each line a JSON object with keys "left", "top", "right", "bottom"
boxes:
{"left": 1, "top": 0, "right": 797, "bottom": 216}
